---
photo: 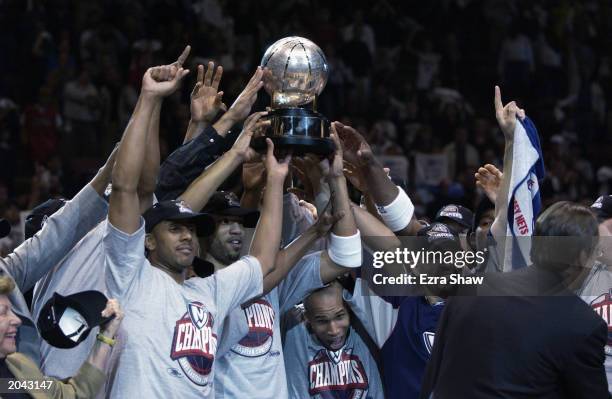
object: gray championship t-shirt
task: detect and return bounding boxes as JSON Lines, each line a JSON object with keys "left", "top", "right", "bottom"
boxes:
{"left": 579, "top": 261, "right": 612, "bottom": 392}
{"left": 32, "top": 221, "right": 108, "bottom": 378}
{"left": 0, "top": 183, "right": 107, "bottom": 365}
{"left": 214, "top": 251, "right": 324, "bottom": 398}
{"left": 104, "top": 218, "right": 263, "bottom": 398}
{"left": 282, "top": 306, "right": 384, "bottom": 399}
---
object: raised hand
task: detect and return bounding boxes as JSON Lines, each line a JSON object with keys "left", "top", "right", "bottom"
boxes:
{"left": 289, "top": 156, "right": 319, "bottom": 202}
{"left": 312, "top": 201, "right": 344, "bottom": 236}
{"left": 242, "top": 161, "right": 266, "bottom": 192}
{"left": 142, "top": 45, "right": 191, "bottom": 97}
{"left": 494, "top": 85, "right": 526, "bottom": 141}
{"left": 328, "top": 124, "right": 345, "bottom": 178}
{"left": 333, "top": 122, "right": 375, "bottom": 169}
{"left": 190, "top": 61, "right": 227, "bottom": 124}
{"left": 263, "top": 138, "right": 291, "bottom": 182}
{"left": 225, "top": 67, "right": 265, "bottom": 123}
{"left": 343, "top": 160, "right": 368, "bottom": 192}
{"left": 231, "top": 111, "right": 269, "bottom": 163}
{"left": 475, "top": 164, "right": 503, "bottom": 203}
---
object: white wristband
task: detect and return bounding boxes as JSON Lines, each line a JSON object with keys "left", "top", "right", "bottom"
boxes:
{"left": 376, "top": 186, "right": 414, "bottom": 232}
{"left": 327, "top": 231, "right": 362, "bottom": 268}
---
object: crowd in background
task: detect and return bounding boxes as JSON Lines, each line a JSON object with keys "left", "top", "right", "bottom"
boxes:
{"left": 1, "top": 0, "right": 612, "bottom": 254}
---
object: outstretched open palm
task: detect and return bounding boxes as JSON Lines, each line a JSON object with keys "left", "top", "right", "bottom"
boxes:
{"left": 191, "top": 61, "right": 227, "bottom": 123}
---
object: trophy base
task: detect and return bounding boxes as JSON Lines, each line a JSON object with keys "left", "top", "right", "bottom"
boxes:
{"left": 251, "top": 136, "right": 335, "bottom": 156}
{"left": 250, "top": 108, "right": 334, "bottom": 156}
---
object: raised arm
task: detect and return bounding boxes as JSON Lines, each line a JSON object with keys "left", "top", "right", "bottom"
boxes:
{"left": 489, "top": 85, "right": 524, "bottom": 238}
{"left": 89, "top": 143, "right": 119, "bottom": 196}
{"left": 475, "top": 163, "right": 503, "bottom": 204}
{"left": 212, "top": 67, "right": 264, "bottom": 136}
{"left": 350, "top": 202, "right": 401, "bottom": 251}
{"left": 110, "top": 50, "right": 190, "bottom": 234}
{"left": 261, "top": 204, "right": 342, "bottom": 294}
{"left": 337, "top": 123, "right": 423, "bottom": 236}
{"left": 154, "top": 67, "right": 264, "bottom": 201}
{"left": 178, "top": 111, "right": 267, "bottom": 211}
{"left": 1, "top": 147, "right": 114, "bottom": 292}
{"left": 249, "top": 139, "right": 290, "bottom": 277}
{"left": 137, "top": 99, "right": 161, "bottom": 213}
{"left": 319, "top": 126, "right": 363, "bottom": 283}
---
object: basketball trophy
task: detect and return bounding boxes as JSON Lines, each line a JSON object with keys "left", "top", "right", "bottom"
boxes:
{"left": 251, "top": 36, "right": 334, "bottom": 155}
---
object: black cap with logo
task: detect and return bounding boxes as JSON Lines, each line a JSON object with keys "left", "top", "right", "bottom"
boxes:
{"left": 417, "top": 222, "right": 461, "bottom": 250}
{"left": 143, "top": 200, "right": 215, "bottom": 236}
{"left": 434, "top": 204, "right": 474, "bottom": 231}
{"left": 37, "top": 290, "right": 111, "bottom": 349}
{"left": 204, "top": 191, "right": 260, "bottom": 228}
{"left": 25, "top": 198, "right": 67, "bottom": 240}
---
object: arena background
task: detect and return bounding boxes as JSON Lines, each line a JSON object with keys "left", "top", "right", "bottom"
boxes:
{"left": 0, "top": 0, "right": 611, "bottom": 254}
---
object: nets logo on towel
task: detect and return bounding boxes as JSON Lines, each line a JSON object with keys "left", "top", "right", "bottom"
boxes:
{"left": 170, "top": 301, "right": 218, "bottom": 386}
{"left": 308, "top": 347, "right": 368, "bottom": 398}
{"left": 590, "top": 291, "right": 612, "bottom": 350}
{"left": 232, "top": 299, "right": 275, "bottom": 357}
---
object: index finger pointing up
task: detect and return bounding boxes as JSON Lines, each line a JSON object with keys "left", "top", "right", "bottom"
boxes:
{"left": 494, "top": 85, "right": 503, "bottom": 114}
{"left": 176, "top": 45, "right": 191, "bottom": 68}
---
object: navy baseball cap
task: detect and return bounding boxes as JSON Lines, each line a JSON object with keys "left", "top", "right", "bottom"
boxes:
{"left": 143, "top": 200, "right": 215, "bottom": 236}
{"left": 25, "top": 198, "right": 67, "bottom": 239}
{"left": 591, "top": 196, "right": 612, "bottom": 222}
{"left": 435, "top": 204, "right": 474, "bottom": 230}
{"left": 417, "top": 222, "right": 460, "bottom": 248}
{"left": 38, "top": 291, "right": 111, "bottom": 349}
{"left": 204, "top": 191, "right": 259, "bottom": 228}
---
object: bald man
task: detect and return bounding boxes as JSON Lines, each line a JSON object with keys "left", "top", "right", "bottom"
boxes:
{"left": 282, "top": 282, "right": 384, "bottom": 399}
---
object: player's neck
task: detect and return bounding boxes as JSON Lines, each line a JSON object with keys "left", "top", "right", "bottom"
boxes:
{"left": 205, "top": 253, "right": 229, "bottom": 272}
{"left": 149, "top": 255, "right": 186, "bottom": 284}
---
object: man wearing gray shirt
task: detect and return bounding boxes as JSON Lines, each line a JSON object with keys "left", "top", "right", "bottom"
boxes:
{"left": 31, "top": 54, "right": 263, "bottom": 381}
{"left": 103, "top": 53, "right": 289, "bottom": 398}
{"left": 213, "top": 129, "right": 363, "bottom": 398}
{"left": 283, "top": 282, "right": 384, "bottom": 399}
{"left": 0, "top": 145, "right": 114, "bottom": 366}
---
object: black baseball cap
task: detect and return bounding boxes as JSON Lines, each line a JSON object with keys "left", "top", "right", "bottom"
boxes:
{"left": 143, "top": 200, "right": 215, "bottom": 236}
{"left": 417, "top": 222, "right": 461, "bottom": 249}
{"left": 25, "top": 198, "right": 67, "bottom": 240}
{"left": 435, "top": 204, "right": 474, "bottom": 231}
{"left": 0, "top": 219, "right": 10, "bottom": 239}
{"left": 204, "top": 191, "right": 259, "bottom": 228}
{"left": 38, "top": 291, "right": 111, "bottom": 349}
{"left": 591, "top": 196, "right": 612, "bottom": 222}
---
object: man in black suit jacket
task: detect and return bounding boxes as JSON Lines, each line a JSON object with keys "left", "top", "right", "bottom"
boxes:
{"left": 420, "top": 201, "right": 609, "bottom": 399}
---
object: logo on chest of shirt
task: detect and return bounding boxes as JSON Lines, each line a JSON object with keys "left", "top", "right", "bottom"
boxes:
{"left": 308, "top": 347, "right": 368, "bottom": 398}
{"left": 590, "top": 291, "right": 612, "bottom": 351}
{"left": 170, "top": 301, "right": 218, "bottom": 386}
{"left": 231, "top": 299, "right": 275, "bottom": 357}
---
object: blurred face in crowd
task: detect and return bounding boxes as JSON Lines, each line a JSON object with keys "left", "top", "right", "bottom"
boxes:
{"left": 305, "top": 285, "right": 350, "bottom": 351}
{"left": 0, "top": 296, "right": 21, "bottom": 358}
{"left": 146, "top": 220, "right": 198, "bottom": 273}
{"left": 208, "top": 216, "right": 245, "bottom": 267}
